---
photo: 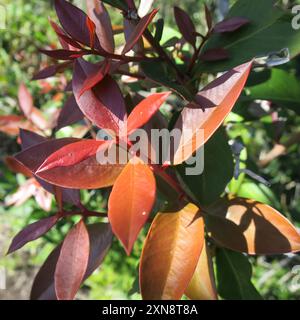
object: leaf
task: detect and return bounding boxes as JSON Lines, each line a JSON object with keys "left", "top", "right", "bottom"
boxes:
{"left": 54, "top": 0, "right": 102, "bottom": 51}
{"left": 213, "top": 17, "right": 250, "bottom": 33}
{"left": 138, "top": 0, "right": 154, "bottom": 18}
{"left": 196, "top": 0, "right": 300, "bottom": 73}
{"left": 35, "top": 139, "right": 124, "bottom": 189}
{"left": 39, "top": 49, "right": 85, "bottom": 60}
{"left": 73, "top": 59, "right": 127, "bottom": 133}
{"left": 86, "top": 0, "right": 115, "bottom": 53}
{"left": 216, "top": 248, "right": 262, "bottom": 300}
{"left": 243, "top": 68, "right": 300, "bottom": 114}
{"left": 172, "top": 60, "right": 252, "bottom": 165}
{"left": 7, "top": 215, "right": 59, "bottom": 254}
{"left": 79, "top": 60, "right": 110, "bottom": 97}
{"left": 174, "top": 6, "right": 196, "bottom": 46}
{"left": 185, "top": 241, "right": 218, "bottom": 300}
{"left": 204, "top": 4, "right": 212, "bottom": 31}
{"left": 0, "top": 115, "right": 27, "bottom": 136}
{"left": 56, "top": 95, "right": 84, "bottom": 130}
{"left": 5, "top": 156, "right": 33, "bottom": 178}
{"left": 32, "top": 62, "right": 72, "bottom": 80}
{"left": 205, "top": 197, "right": 300, "bottom": 254}
{"left": 200, "top": 48, "right": 229, "bottom": 62}
{"left": 108, "top": 157, "right": 156, "bottom": 254}
{"left": 18, "top": 83, "right": 33, "bottom": 117}
{"left": 125, "top": 92, "right": 171, "bottom": 135}
{"left": 20, "top": 129, "right": 46, "bottom": 150}
{"left": 122, "top": 9, "right": 158, "bottom": 54}
{"left": 176, "top": 127, "right": 234, "bottom": 206}
{"left": 140, "top": 203, "right": 204, "bottom": 300}
{"left": 30, "top": 223, "right": 113, "bottom": 300}
{"left": 55, "top": 220, "right": 90, "bottom": 300}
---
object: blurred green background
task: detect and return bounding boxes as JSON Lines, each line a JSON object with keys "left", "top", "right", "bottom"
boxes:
{"left": 1, "top": 0, "right": 300, "bottom": 300}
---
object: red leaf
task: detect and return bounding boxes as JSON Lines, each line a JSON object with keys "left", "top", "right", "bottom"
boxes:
{"left": 5, "top": 156, "right": 33, "bottom": 178}
{"left": 55, "top": 220, "right": 90, "bottom": 300}
{"left": 174, "top": 6, "right": 196, "bottom": 46}
{"left": 36, "top": 139, "right": 111, "bottom": 173}
{"left": 86, "top": 0, "right": 115, "bottom": 53}
{"left": 125, "top": 91, "right": 171, "bottom": 135}
{"left": 73, "top": 59, "right": 127, "bottom": 133}
{"left": 18, "top": 83, "right": 33, "bottom": 117}
{"left": 39, "top": 49, "right": 85, "bottom": 60}
{"left": 30, "top": 223, "right": 112, "bottom": 300}
{"left": 54, "top": 0, "right": 102, "bottom": 51}
{"left": 122, "top": 9, "right": 158, "bottom": 54}
{"left": 213, "top": 17, "right": 250, "bottom": 33}
{"left": 32, "top": 62, "right": 72, "bottom": 80}
{"left": 78, "top": 60, "right": 111, "bottom": 97}
{"left": 7, "top": 215, "right": 59, "bottom": 254}
{"left": 140, "top": 203, "right": 204, "bottom": 300}
{"left": 200, "top": 48, "right": 229, "bottom": 62}
{"left": 86, "top": 16, "right": 96, "bottom": 48}
{"left": 108, "top": 157, "right": 156, "bottom": 255}
{"left": 172, "top": 60, "right": 252, "bottom": 165}
{"left": 206, "top": 197, "right": 300, "bottom": 255}
{"left": 56, "top": 95, "right": 84, "bottom": 130}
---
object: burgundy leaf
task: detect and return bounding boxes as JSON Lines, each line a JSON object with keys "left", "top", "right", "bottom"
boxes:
{"left": 79, "top": 60, "right": 111, "bottom": 97}
{"left": 124, "top": 19, "right": 144, "bottom": 54}
{"left": 55, "top": 220, "right": 90, "bottom": 300}
{"left": 73, "top": 59, "right": 127, "bottom": 133}
{"left": 18, "top": 83, "right": 33, "bottom": 117}
{"left": 86, "top": 0, "right": 115, "bottom": 53}
{"left": 213, "top": 17, "right": 250, "bottom": 33}
{"left": 7, "top": 215, "right": 59, "bottom": 254}
{"left": 204, "top": 4, "right": 213, "bottom": 31}
{"left": 174, "top": 6, "right": 196, "bottom": 46}
{"left": 200, "top": 48, "right": 229, "bottom": 62}
{"left": 86, "top": 15, "right": 96, "bottom": 48}
{"left": 19, "top": 129, "right": 46, "bottom": 150}
{"left": 56, "top": 95, "right": 84, "bottom": 130}
{"left": 32, "top": 62, "right": 72, "bottom": 80}
{"left": 30, "top": 223, "right": 113, "bottom": 300}
{"left": 54, "top": 0, "right": 102, "bottom": 51}
{"left": 39, "top": 49, "right": 85, "bottom": 60}
{"left": 5, "top": 156, "right": 33, "bottom": 178}
{"left": 122, "top": 9, "right": 158, "bottom": 54}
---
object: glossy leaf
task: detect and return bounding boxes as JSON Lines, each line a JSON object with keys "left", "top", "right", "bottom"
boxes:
{"left": 140, "top": 203, "right": 204, "bottom": 300}
{"left": 54, "top": 0, "right": 102, "bottom": 51}
{"left": 205, "top": 197, "right": 300, "bottom": 254}
{"left": 216, "top": 248, "right": 262, "bottom": 300}
{"left": 73, "top": 59, "right": 127, "bottom": 133}
{"left": 213, "top": 17, "right": 250, "bottom": 33}
{"left": 174, "top": 6, "right": 196, "bottom": 46}
{"left": 122, "top": 9, "right": 158, "bottom": 54}
{"left": 86, "top": 0, "right": 115, "bottom": 53}
{"left": 185, "top": 241, "right": 218, "bottom": 300}
{"left": 108, "top": 158, "right": 156, "bottom": 255}
{"left": 7, "top": 215, "right": 59, "bottom": 254}
{"left": 126, "top": 92, "right": 171, "bottom": 135}
{"left": 56, "top": 95, "right": 84, "bottom": 130}
{"left": 176, "top": 127, "right": 234, "bottom": 206}
{"left": 30, "top": 223, "right": 112, "bottom": 300}
{"left": 172, "top": 61, "right": 252, "bottom": 165}
{"left": 55, "top": 220, "right": 90, "bottom": 300}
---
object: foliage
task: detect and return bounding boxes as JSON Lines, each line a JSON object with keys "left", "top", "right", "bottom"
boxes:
{"left": 1, "top": 0, "right": 300, "bottom": 300}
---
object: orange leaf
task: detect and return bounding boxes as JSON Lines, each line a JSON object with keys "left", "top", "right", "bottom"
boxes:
{"left": 140, "top": 203, "right": 204, "bottom": 300}
{"left": 108, "top": 157, "right": 156, "bottom": 255}
{"left": 185, "top": 240, "right": 218, "bottom": 300}
{"left": 172, "top": 61, "right": 252, "bottom": 165}
{"left": 206, "top": 197, "right": 300, "bottom": 255}
{"left": 55, "top": 220, "right": 90, "bottom": 300}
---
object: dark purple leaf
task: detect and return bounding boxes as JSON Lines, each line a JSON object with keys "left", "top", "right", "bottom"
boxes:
{"left": 200, "top": 48, "right": 229, "bottom": 61}
{"left": 39, "top": 49, "right": 85, "bottom": 61}
{"left": 7, "top": 215, "right": 59, "bottom": 254}
{"left": 32, "top": 62, "right": 72, "bottom": 80}
{"left": 56, "top": 95, "right": 84, "bottom": 130}
{"left": 20, "top": 129, "right": 46, "bottom": 150}
{"left": 213, "top": 17, "right": 250, "bottom": 33}
{"left": 30, "top": 223, "right": 113, "bottom": 300}
{"left": 174, "top": 6, "right": 196, "bottom": 46}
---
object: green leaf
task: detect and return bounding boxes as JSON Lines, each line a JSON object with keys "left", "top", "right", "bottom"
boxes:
{"left": 195, "top": 0, "right": 300, "bottom": 73}
{"left": 243, "top": 68, "right": 300, "bottom": 114}
{"left": 216, "top": 248, "right": 262, "bottom": 300}
{"left": 101, "top": 0, "right": 127, "bottom": 11}
{"left": 140, "top": 60, "right": 194, "bottom": 101}
{"left": 176, "top": 127, "right": 234, "bottom": 206}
